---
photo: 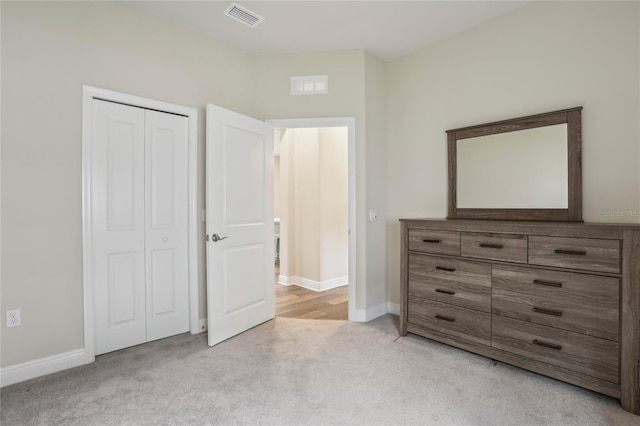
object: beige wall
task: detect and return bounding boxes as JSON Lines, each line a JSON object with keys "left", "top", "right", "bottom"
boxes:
{"left": 318, "top": 127, "right": 349, "bottom": 282}
{"left": 1, "top": 1, "right": 256, "bottom": 367}
{"left": 278, "top": 130, "right": 293, "bottom": 279}
{"left": 291, "top": 128, "right": 321, "bottom": 281}
{"left": 386, "top": 0, "right": 640, "bottom": 305}
{"left": 279, "top": 128, "right": 348, "bottom": 284}
{"left": 273, "top": 156, "right": 281, "bottom": 219}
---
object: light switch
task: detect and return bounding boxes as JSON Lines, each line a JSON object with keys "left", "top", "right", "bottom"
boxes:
{"left": 369, "top": 210, "right": 378, "bottom": 221}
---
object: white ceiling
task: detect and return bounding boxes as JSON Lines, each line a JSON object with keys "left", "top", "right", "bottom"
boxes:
{"left": 123, "top": 0, "right": 530, "bottom": 62}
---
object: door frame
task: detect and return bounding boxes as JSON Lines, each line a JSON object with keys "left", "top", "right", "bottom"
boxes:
{"left": 81, "top": 85, "right": 199, "bottom": 359}
{"left": 267, "top": 117, "right": 356, "bottom": 321}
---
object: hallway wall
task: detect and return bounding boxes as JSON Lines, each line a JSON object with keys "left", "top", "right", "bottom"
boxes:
{"left": 278, "top": 128, "right": 348, "bottom": 289}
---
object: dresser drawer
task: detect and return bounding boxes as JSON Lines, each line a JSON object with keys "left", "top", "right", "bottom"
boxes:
{"left": 492, "top": 316, "right": 619, "bottom": 383}
{"left": 408, "top": 254, "right": 491, "bottom": 312}
{"left": 408, "top": 229, "right": 460, "bottom": 256}
{"left": 528, "top": 236, "right": 620, "bottom": 274}
{"left": 461, "top": 232, "right": 527, "bottom": 263}
{"left": 492, "top": 265, "right": 619, "bottom": 341}
{"left": 408, "top": 297, "right": 491, "bottom": 346}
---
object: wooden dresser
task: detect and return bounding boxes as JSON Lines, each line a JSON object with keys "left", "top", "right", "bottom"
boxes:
{"left": 399, "top": 219, "right": 640, "bottom": 414}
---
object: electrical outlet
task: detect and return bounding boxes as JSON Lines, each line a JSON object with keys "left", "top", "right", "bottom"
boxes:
{"left": 7, "top": 309, "right": 21, "bottom": 327}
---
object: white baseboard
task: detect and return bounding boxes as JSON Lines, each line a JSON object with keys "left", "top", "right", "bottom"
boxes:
{"left": 278, "top": 274, "right": 348, "bottom": 292}
{"left": 1, "top": 349, "right": 94, "bottom": 388}
{"left": 365, "top": 303, "right": 389, "bottom": 321}
{"left": 387, "top": 302, "right": 400, "bottom": 316}
{"left": 277, "top": 274, "right": 292, "bottom": 286}
{"left": 1, "top": 300, "right": 397, "bottom": 386}
{"left": 4, "top": 317, "right": 209, "bottom": 387}
{"left": 350, "top": 302, "right": 399, "bottom": 322}
{"left": 351, "top": 302, "right": 390, "bottom": 322}
{"left": 350, "top": 309, "right": 365, "bottom": 322}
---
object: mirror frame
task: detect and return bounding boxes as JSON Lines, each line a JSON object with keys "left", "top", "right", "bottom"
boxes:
{"left": 447, "top": 107, "right": 583, "bottom": 222}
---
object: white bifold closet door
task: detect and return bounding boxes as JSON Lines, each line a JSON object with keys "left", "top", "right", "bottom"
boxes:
{"left": 91, "top": 99, "right": 189, "bottom": 355}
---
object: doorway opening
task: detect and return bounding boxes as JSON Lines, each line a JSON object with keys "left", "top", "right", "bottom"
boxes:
{"left": 268, "top": 118, "right": 356, "bottom": 321}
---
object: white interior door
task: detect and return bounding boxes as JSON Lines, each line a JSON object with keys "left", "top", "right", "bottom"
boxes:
{"left": 206, "top": 104, "right": 274, "bottom": 346}
{"left": 144, "top": 110, "right": 189, "bottom": 341}
{"left": 92, "top": 100, "right": 189, "bottom": 355}
{"left": 92, "top": 100, "right": 147, "bottom": 355}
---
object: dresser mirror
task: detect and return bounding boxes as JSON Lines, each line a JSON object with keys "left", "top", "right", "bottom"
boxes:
{"left": 447, "top": 107, "right": 583, "bottom": 221}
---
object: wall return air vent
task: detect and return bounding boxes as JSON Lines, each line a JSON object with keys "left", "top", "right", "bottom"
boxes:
{"left": 224, "top": 3, "right": 264, "bottom": 28}
{"left": 290, "top": 75, "right": 329, "bottom": 95}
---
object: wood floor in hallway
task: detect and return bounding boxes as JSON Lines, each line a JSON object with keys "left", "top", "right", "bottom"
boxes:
{"left": 275, "top": 273, "right": 348, "bottom": 320}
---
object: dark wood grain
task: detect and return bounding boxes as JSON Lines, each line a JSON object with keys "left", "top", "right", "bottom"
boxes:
{"left": 400, "top": 218, "right": 628, "bottom": 240}
{"left": 621, "top": 230, "right": 640, "bottom": 414}
{"left": 447, "top": 108, "right": 581, "bottom": 139}
{"left": 567, "top": 109, "right": 582, "bottom": 221}
{"left": 492, "top": 316, "right": 619, "bottom": 384}
{"left": 447, "top": 107, "right": 583, "bottom": 222}
{"left": 461, "top": 232, "right": 527, "bottom": 263}
{"left": 406, "top": 322, "right": 621, "bottom": 398}
{"left": 408, "top": 254, "right": 491, "bottom": 312}
{"left": 400, "top": 221, "right": 409, "bottom": 336}
{"left": 529, "top": 235, "right": 620, "bottom": 274}
{"left": 451, "top": 208, "right": 579, "bottom": 222}
{"left": 492, "top": 265, "right": 619, "bottom": 341}
{"left": 447, "top": 132, "right": 457, "bottom": 219}
{"left": 408, "top": 229, "right": 460, "bottom": 256}
{"left": 399, "top": 219, "right": 640, "bottom": 414}
{"left": 408, "top": 297, "right": 491, "bottom": 346}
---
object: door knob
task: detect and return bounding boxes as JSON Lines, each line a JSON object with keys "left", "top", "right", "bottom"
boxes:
{"left": 211, "top": 234, "right": 229, "bottom": 242}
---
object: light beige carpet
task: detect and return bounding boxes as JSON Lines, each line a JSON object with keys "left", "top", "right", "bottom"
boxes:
{"left": 1, "top": 315, "right": 637, "bottom": 425}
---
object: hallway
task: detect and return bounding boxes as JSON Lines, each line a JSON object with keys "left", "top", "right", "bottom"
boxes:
{"left": 275, "top": 268, "right": 348, "bottom": 320}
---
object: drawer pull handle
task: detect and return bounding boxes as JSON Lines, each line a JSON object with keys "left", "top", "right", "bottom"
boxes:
{"left": 532, "top": 339, "right": 562, "bottom": 351}
{"left": 533, "top": 307, "right": 563, "bottom": 317}
{"left": 435, "top": 288, "right": 456, "bottom": 295}
{"left": 435, "top": 314, "right": 455, "bottom": 322}
{"left": 533, "top": 279, "right": 563, "bottom": 288}
{"left": 479, "top": 243, "right": 504, "bottom": 249}
{"left": 423, "top": 239, "right": 441, "bottom": 244}
{"left": 554, "top": 249, "right": 586, "bottom": 256}
{"left": 435, "top": 266, "right": 456, "bottom": 272}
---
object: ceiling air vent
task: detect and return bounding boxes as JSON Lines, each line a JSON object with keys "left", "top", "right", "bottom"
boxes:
{"left": 224, "top": 3, "right": 264, "bottom": 28}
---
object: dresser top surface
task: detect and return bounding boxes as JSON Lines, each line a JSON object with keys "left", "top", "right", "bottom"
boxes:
{"left": 400, "top": 218, "right": 640, "bottom": 238}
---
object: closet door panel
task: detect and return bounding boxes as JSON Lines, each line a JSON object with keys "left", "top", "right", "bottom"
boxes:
{"left": 145, "top": 110, "right": 189, "bottom": 341}
{"left": 92, "top": 100, "right": 146, "bottom": 355}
